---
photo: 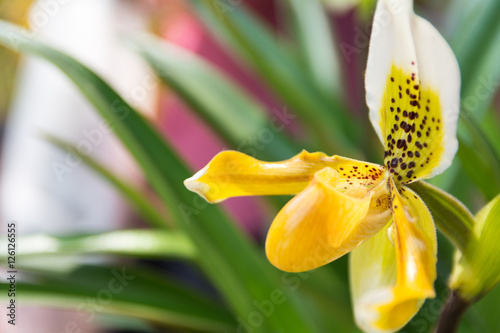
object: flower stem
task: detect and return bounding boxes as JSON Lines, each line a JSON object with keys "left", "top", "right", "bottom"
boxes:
{"left": 434, "top": 291, "right": 470, "bottom": 333}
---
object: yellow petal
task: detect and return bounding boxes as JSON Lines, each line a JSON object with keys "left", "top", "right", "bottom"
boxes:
{"left": 184, "top": 150, "right": 385, "bottom": 203}
{"left": 350, "top": 183, "right": 436, "bottom": 333}
{"left": 266, "top": 167, "right": 391, "bottom": 272}
{"left": 366, "top": 0, "right": 460, "bottom": 183}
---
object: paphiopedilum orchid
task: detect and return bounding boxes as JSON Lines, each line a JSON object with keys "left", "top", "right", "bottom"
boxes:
{"left": 184, "top": 0, "right": 460, "bottom": 331}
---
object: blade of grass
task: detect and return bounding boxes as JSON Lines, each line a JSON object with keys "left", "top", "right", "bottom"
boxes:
{"left": 449, "top": 109, "right": 500, "bottom": 202}
{"left": 0, "top": 21, "right": 317, "bottom": 332}
{"left": 442, "top": 0, "right": 500, "bottom": 198}
{"left": 281, "top": 0, "right": 342, "bottom": 97}
{"left": 481, "top": 109, "right": 500, "bottom": 157}
{"left": 190, "top": 0, "right": 361, "bottom": 156}
{"left": 45, "top": 135, "right": 169, "bottom": 229}
{"left": 457, "top": 124, "right": 500, "bottom": 200}
{"left": 1, "top": 229, "right": 195, "bottom": 260}
{"left": 94, "top": 314, "right": 155, "bottom": 333}
{"left": 125, "top": 34, "right": 297, "bottom": 161}
{"left": 295, "top": 267, "right": 357, "bottom": 332}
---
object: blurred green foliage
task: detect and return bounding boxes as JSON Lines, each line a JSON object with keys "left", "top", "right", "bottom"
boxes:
{"left": 0, "top": 0, "right": 32, "bottom": 120}
{"left": 0, "top": 0, "right": 500, "bottom": 332}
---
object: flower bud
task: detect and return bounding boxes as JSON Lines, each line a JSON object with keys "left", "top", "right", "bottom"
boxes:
{"left": 450, "top": 194, "right": 500, "bottom": 301}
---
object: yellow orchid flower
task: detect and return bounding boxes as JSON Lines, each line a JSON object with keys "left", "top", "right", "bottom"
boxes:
{"left": 184, "top": 0, "right": 460, "bottom": 332}
{"left": 451, "top": 193, "right": 500, "bottom": 301}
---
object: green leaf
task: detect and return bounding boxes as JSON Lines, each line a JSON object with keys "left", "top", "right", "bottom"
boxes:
{"left": 282, "top": 0, "right": 342, "bottom": 97}
{"left": 408, "top": 181, "right": 474, "bottom": 252}
{"left": 0, "top": 265, "right": 235, "bottom": 332}
{"left": 126, "top": 34, "right": 297, "bottom": 161}
{"left": 296, "top": 266, "right": 357, "bottom": 332}
{"left": 95, "top": 314, "right": 156, "bottom": 333}
{"left": 444, "top": 0, "right": 500, "bottom": 199}
{"left": 481, "top": 109, "right": 500, "bottom": 156}
{"left": 190, "top": 0, "right": 361, "bottom": 156}
{"left": 447, "top": 0, "right": 500, "bottom": 118}
{"left": 1, "top": 229, "right": 196, "bottom": 260}
{"left": 0, "top": 21, "right": 316, "bottom": 332}
{"left": 456, "top": 127, "right": 500, "bottom": 200}
{"left": 45, "top": 135, "right": 169, "bottom": 229}
{"left": 450, "top": 118, "right": 500, "bottom": 201}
